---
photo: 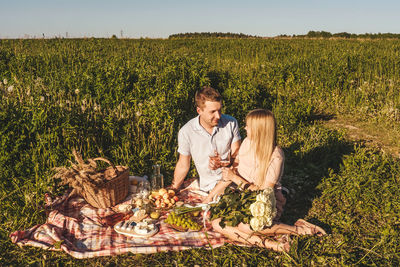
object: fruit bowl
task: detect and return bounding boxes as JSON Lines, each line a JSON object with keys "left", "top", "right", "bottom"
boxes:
{"left": 164, "top": 211, "right": 202, "bottom": 232}
{"left": 166, "top": 223, "right": 185, "bottom": 232}
{"left": 149, "top": 188, "right": 180, "bottom": 210}
{"left": 166, "top": 222, "right": 200, "bottom": 232}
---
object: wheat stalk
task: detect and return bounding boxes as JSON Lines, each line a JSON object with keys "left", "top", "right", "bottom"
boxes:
{"left": 52, "top": 149, "right": 111, "bottom": 195}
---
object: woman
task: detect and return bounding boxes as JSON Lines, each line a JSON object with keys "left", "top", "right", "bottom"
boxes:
{"left": 205, "top": 109, "right": 326, "bottom": 252}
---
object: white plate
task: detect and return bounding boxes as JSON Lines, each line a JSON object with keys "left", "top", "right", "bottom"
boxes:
{"left": 114, "top": 221, "right": 158, "bottom": 237}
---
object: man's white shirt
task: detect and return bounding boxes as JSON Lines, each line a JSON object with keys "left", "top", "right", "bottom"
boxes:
{"left": 177, "top": 114, "right": 241, "bottom": 192}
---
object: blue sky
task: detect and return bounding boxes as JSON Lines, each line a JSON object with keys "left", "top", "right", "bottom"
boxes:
{"left": 1, "top": 0, "right": 399, "bottom": 38}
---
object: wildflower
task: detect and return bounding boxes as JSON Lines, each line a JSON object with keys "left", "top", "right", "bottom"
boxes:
{"left": 7, "top": 85, "right": 14, "bottom": 93}
{"left": 250, "top": 217, "right": 265, "bottom": 232}
{"left": 75, "top": 89, "right": 80, "bottom": 94}
{"left": 250, "top": 201, "right": 265, "bottom": 217}
{"left": 3, "top": 79, "right": 8, "bottom": 85}
{"left": 249, "top": 189, "right": 277, "bottom": 230}
{"left": 40, "top": 96, "right": 45, "bottom": 102}
{"left": 135, "top": 111, "right": 142, "bottom": 117}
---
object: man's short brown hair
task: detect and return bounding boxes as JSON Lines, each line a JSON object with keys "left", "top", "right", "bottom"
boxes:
{"left": 195, "top": 86, "right": 222, "bottom": 109}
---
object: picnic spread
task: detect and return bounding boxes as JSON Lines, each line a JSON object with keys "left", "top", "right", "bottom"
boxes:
{"left": 10, "top": 176, "right": 230, "bottom": 259}
{"left": 9, "top": 151, "right": 233, "bottom": 259}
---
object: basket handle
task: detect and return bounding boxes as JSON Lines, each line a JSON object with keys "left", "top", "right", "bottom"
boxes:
{"left": 93, "top": 157, "right": 119, "bottom": 176}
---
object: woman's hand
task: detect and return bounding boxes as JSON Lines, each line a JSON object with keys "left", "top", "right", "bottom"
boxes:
{"left": 202, "top": 196, "right": 212, "bottom": 204}
{"left": 221, "top": 167, "right": 236, "bottom": 182}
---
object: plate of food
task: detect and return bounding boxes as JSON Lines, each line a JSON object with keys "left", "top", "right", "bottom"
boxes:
{"left": 149, "top": 188, "right": 180, "bottom": 210}
{"left": 114, "top": 219, "right": 158, "bottom": 237}
{"left": 129, "top": 208, "right": 148, "bottom": 222}
{"left": 164, "top": 211, "right": 202, "bottom": 232}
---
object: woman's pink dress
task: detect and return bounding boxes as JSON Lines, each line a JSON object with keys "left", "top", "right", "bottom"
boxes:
{"left": 236, "top": 138, "right": 286, "bottom": 221}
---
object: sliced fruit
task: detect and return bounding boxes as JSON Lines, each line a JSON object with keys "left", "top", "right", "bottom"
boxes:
{"left": 150, "top": 211, "right": 160, "bottom": 219}
{"left": 159, "top": 188, "right": 167, "bottom": 195}
{"left": 192, "top": 210, "right": 200, "bottom": 217}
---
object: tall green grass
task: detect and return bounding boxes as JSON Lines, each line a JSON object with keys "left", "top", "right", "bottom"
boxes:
{"left": 1, "top": 38, "right": 399, "bottom": 265}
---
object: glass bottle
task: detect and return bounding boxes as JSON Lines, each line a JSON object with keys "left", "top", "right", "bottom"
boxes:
{"left": 151, "top": 164, "right": 160, "bottom": 190}
{"left": 150, "top": 164, "right": 164, "bottom": 190}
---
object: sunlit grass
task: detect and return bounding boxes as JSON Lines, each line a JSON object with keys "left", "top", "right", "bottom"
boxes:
{"left": 1, "top": 38, "right": 399, "bottom": 265}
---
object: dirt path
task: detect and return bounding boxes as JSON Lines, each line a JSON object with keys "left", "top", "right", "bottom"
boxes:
{"left": 324, "top": 115, "right": 400, "bottom": 158}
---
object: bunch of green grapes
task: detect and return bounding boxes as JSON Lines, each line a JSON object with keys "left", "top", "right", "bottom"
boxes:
{"left": 165, "top": 212, "right": 202, "bottom": 231}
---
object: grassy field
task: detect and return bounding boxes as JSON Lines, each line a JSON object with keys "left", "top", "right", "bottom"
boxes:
{"left": 1, "top": 38, "right": 399, "bottom": 266}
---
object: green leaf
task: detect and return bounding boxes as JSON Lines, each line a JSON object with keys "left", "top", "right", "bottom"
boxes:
{"left": 53, "top": 240, "right": 64, "bottom": 250}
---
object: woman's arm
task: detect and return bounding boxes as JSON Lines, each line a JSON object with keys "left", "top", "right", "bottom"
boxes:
{"left": 221, "top": 167, "right": 258, "bottom": 191}
{"left": 203, "top": 180, "right": 231, "bottom": 203}
{"left": 260, "top": 154, "right": 284, "bottom": 189}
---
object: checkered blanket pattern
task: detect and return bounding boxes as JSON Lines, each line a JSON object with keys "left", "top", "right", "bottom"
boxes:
{"left": 10, "top": 180, "right": 230, "bottom": 259}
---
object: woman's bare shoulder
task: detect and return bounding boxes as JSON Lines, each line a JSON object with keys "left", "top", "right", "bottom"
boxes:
{"left": 273, "top": 146, "right": 285, "bottom": 159}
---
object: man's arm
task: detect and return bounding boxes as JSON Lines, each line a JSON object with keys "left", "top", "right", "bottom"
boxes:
{"left": 171, "top": 154, "right": 191, "bottom": 191}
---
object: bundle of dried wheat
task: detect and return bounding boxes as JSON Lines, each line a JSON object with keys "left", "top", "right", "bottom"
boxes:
{"left": 53, "top": 149, "right": 110, "bottom": 195}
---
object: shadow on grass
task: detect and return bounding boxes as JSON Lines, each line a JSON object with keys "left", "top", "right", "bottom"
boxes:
{"left": 280, "top": 128, "right": 355, "bottom": 232}
{"left": 309, "top": 112, "right": 336, "bottom": 122}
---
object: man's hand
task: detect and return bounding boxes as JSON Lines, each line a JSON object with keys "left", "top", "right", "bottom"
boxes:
{"left": 208, "top": 150, "right": 221, "bottom": 170}
{"left": 165, "top": 185, "right": 178, "bottom": 193}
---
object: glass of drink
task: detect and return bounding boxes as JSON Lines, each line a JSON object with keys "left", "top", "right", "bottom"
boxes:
{"left": 220, "top": 149, "right": 231, "bottom": 167}
{"left": 209, "top": 140, "right": 221, "bottom": 174}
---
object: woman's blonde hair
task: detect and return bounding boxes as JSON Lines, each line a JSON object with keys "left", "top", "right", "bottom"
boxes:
{"left": 246, "top": 109, "right": 277, "bottom": 187}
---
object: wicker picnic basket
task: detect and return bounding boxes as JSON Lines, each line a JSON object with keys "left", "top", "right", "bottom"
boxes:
{"left": 82, "top": 158, "right": 130, "bottom": 209}
{"left": 53, "top": 150, "right": 130, "bottom": 209}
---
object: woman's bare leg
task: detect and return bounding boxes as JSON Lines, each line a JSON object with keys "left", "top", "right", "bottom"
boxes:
{"left": 237, "top": 221, "right": 298, "bottom": 236}
{"left": 211, "top": 219, "right": 289, "bottom": 252}
{"left": 237, "top": 220, "right": 326, "bottom": 236}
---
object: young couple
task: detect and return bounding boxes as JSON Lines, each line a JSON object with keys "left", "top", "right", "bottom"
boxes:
{"left": 170, "top": 87, "right": 326, "bottom": 252}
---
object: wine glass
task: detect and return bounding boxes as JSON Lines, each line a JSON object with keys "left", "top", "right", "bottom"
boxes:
{"left": 209, "top": 140, "right": 221, "bottom": 174}
{"left": 220, "top": 149, "right": 231, "bottom": 167}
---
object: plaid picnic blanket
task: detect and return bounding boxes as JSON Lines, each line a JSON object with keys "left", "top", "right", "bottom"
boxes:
{"left": 10, "top": 178, "right": 230, "bottom": 259}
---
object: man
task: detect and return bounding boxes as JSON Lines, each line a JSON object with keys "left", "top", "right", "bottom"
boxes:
{"left": 170, "top": 86, "right": 241, "bottom": 193}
